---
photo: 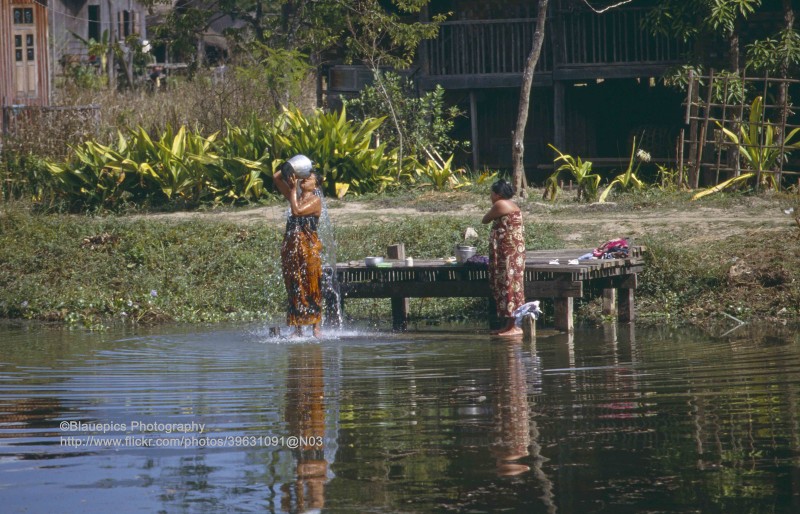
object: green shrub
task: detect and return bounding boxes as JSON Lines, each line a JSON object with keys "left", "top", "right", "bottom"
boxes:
{"left": 267, "top": 107, "right": 402, "bottom": 197}
{"left": 344, "top": 71, "right": 467, "bottom": 162}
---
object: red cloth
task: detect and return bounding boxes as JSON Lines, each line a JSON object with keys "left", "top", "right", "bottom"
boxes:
{"left": 592, "top": 238, "right": 629, "bottom": 258}
{"left": 489, "top": 211, "right": 526, "bottom": 318}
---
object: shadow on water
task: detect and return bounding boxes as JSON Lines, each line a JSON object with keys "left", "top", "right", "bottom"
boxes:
{"left": 0, "top": 321, "right": 799, "bottom": 513}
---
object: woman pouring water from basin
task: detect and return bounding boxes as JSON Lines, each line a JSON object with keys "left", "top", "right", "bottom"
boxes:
{"left": 273, "top": 155, "right": 324, "bottom": 338}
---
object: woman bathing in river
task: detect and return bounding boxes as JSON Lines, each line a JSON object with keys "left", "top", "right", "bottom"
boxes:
{"left": 482, "top": 179, "right": 526, "bottom": 337}
{"left": 273, "top": 166, "right": 324, "bottom": 338}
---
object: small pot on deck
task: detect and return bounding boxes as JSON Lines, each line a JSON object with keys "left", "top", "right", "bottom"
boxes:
{"left": 454, "top": 244, "right": 476, "bottom": 264}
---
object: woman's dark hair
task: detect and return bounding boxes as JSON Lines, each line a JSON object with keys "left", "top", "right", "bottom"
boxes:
{"left": 491, "top": 179, "right": 515, "bottom": 199}
{"left": 312, "top": 171, "right": 323, "bottom": 188}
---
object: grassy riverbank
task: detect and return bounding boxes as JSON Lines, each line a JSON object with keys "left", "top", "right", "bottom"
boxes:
{"left": 1, "top": 189, "right": 798, "bottom": 329}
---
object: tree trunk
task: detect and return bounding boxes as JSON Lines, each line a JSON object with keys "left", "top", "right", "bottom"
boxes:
{"left": 778, "top": 0, "right": 794, "bottom": 138}
{"left": 511, "top": 0, "right": 549, "bottom": 199}
{"left": 728, "top": 21, "right": 739, "bottom": 74}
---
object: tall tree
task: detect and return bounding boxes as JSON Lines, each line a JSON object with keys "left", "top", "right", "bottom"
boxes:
{"left": 511, "top": 0, "right": 636, "bottom": 198}
{"left": 511, "top": 0, "right": 549, "bottom": 199}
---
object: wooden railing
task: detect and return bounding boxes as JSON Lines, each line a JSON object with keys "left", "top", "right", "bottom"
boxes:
{"left": 560, "top": 8, "right": 688, "bottom": 66}
{"left": 423, "top": 9, "right": 688, "bottom": 77}
{"left": 423, "top": 18, "right": 551, "bottom": 76}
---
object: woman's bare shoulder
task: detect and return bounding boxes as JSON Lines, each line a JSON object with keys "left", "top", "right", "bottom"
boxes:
{"left": 497, "top": 199, "right": 520, "bottom": 214}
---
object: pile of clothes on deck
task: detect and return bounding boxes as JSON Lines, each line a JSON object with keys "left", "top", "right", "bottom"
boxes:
{"left": 579, "top": 238, "right": 630, "bottom": 260}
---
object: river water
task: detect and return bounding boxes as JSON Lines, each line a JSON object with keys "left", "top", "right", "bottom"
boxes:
{"left": 0, "top": 321, "right": 799, "bottom": 513}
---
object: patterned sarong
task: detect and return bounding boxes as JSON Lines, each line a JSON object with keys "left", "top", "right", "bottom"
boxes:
{"left": 281, "top": 215, "right": 323, "bottom": 326}
{"left": 489, "top": 210, "right": 526, "bottom": 318}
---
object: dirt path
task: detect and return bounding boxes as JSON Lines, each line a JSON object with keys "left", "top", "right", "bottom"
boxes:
{"left": 130, "top": 197, "right": 798, "bottom": 244}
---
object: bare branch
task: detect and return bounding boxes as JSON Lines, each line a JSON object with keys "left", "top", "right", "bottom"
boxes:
{"left": 580, "top": 0, "right": 635, "bottom": 14}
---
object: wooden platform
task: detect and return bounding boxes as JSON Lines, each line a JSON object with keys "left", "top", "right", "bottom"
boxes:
{"left": 334, "top": 247, "right": 645, "bottom": 332}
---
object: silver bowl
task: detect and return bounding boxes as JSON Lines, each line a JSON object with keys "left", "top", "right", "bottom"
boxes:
{"left": 365, "top": 256, "right": 384, "bottom": 267}
{"left": 281, "top": 154, "right": 313, "bottom": 180}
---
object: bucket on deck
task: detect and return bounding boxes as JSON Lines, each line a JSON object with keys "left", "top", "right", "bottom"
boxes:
{"left": 454, "top": 244, "right": 477, "bottom": 263}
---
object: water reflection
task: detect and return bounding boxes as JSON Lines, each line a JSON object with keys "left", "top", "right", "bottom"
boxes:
{"left": 1, "top": 322, "right": 800, "bottom": 513}
{"left": 490, "top": 340, "right": 530, "bottom": 475}
{"left": 491, "top": 339, "right": 557, "bottom": 512}
{"left": 282, "top": 344, "right": 327, "bottom": 513}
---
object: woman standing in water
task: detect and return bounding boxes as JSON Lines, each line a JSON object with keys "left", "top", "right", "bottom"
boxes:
{"left": 482, "top": 179, "right": 525, "bottom": 336}
{"left": 273, "top": 165, "right": 324, "bottom": 338}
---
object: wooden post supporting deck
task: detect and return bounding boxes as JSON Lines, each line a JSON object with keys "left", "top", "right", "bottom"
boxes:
{"left": 602, "top": 288, "right": 617, "bottom": 317}
{"left": 387, "top": 244, "right": 409, "bottom": 331}
{"left": 618, "top": 288, "right": 635, "bottom": 323}
{"left": 554, "top": 297, "right": 574, "bottom": 333}
{"left": 617, "top": 274, "right": 637, "bottom": 323}
{"left": 487, "top": 297, "right": 500, "bottom": 331}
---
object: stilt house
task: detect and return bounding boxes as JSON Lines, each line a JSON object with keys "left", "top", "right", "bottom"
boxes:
{"left": 328, "top": 0, "right": 789, "bottom": 182}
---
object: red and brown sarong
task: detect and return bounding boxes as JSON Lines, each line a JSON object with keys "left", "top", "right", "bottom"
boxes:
{"left": 489, "top": 210, "right": 526, "bottom": 318}
{"left": 281, "top": 215, "right": 323, "bottom": 326}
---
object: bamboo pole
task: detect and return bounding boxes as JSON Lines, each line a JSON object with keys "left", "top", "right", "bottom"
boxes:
{"left": 695, "top": 69, "right": 715, "bottom": 188}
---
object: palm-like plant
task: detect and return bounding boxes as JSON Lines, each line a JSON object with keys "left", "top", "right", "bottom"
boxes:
{"left": 721, "top": 96, "right": 800, "bottom": 175}
{"left": 598, "top": 138, "right": 646, "bottom": 203}
{"left": 545, "top": 144, "right": 601, "bottom": 202}
{"left": 693, "top": 96, "right": 800, "bottom": 199}
{"left": 268, "top": 107, "right": 400, "bottom": 197}
{"left": 414, "top": 148, "right": 471, "bottom": 191}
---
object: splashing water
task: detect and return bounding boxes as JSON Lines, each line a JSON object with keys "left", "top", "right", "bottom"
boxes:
{"left": 314, "top": 188, "right": 343, "bottom": 328}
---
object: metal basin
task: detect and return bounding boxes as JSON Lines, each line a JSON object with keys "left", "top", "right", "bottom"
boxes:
{"left": 455, "top": 245, "right": 476, "bottom": 263}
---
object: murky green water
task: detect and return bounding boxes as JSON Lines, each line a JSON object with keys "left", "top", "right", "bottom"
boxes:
{"left": 1, "top": 321, "right": 799, "bottom": 513}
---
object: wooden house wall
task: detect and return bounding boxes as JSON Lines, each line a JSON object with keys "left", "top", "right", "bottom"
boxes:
{"left": 50, "top": 0, "right": 94, "bottom": 66}
{"left": 50, "top": 0, "right": 148, "bottom": 77}
{"left": 472, "top": 87, "right": 553, "bottom": 170}
{"left": 0, "top": 0, "right": 50, "bottom": 107}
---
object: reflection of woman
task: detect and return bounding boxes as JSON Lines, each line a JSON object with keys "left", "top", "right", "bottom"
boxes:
{"left": 482, "top": 179, "right": 526, "bottom": 336}
{"left": 491, "top": 340, "right": 531, "bottom": 476}
{"left": 273, "top": 167, "right": 324, "bottom": 337}
{"left": 283, "top": 344, "right": 327, "bottom": 512}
